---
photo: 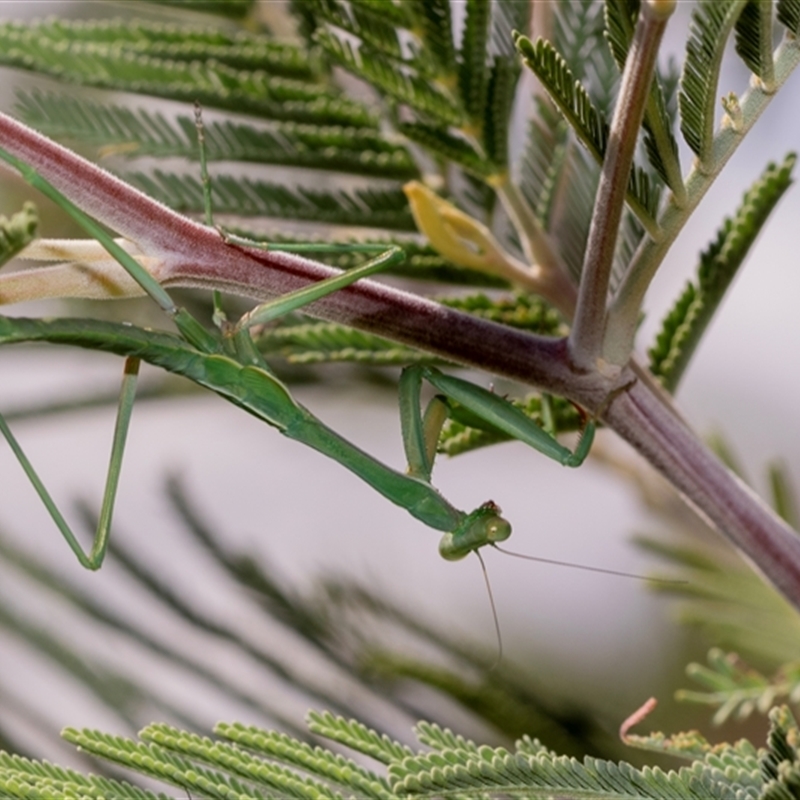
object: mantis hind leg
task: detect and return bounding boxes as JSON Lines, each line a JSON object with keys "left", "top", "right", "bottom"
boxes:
{"left": 0, "top": 356, "right": 139, "bottom": 569}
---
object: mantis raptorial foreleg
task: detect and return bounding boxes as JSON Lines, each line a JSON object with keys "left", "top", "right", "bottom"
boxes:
{"left": 399, "top": 365, "right": 595, "bottom": 561}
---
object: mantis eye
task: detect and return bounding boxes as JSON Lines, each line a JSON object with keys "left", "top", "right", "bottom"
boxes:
{"left": 486, "top": 516, "right": 512, "bottom": 544}
{"left": 475, "top": 500, "right": 511, "bottom": 545}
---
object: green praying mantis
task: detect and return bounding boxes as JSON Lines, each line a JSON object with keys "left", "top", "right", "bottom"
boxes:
{"left": 0, "top": 137, "right": 597, "bottom": 574}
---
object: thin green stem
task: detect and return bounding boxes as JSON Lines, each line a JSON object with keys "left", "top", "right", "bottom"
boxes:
{"left": 194, "top": 101, "right": 226, "bottom": 326}
{"left": 569, "top": 0, "right": 674, "bottom": 372}
{"left": 219, "top": 235, "right": 398, "bottom": 254}
{"left": 605, "top": 33, "right": 800, "bottom": 365}
{"left": 234, "top": 246, "right": 405, "bottom": 331}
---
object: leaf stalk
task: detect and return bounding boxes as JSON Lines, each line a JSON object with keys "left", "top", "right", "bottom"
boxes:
{"left": 568, "top": 0, "right": 673, "bottom": 372}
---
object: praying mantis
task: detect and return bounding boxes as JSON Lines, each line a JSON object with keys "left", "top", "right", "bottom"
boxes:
{"left": 0, "top": 139, "right": 595, "bottom": 572}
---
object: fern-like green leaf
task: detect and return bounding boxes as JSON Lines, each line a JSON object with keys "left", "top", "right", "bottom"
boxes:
{"left": 215, "top": 722, "right": 395, "bottom": 800}
{"left": 257, "top": 319, "right": 434, "bottom": 366}
{"left": 123, "top": 170, "right": 416, "bottom": 230}
{"left": 6, "top": 707, "right": 800, "bottom": 800}
{"left": 519, "top": 97, "right": 570, "bottom": 227}
{"left": 611, "top": 210, "right": 646, "bottom": 292}
{"left": 306, "top": 0, "right": 408, "bottom": 60}
{"left": 62, "top": 727, "right": 272, "bottom": 799}
{"left": 604, "top": 0, "right": 640, "bottom": 71}
{"left": 553, "top": 1, "right": 617, "bottom": 115}
{"left": 440, "top": 292, "right": 566, "bottom": 335}
{"left": 489, "top": 0, "right": 532, "bottom": 60}
{"left": 315, "top": 29, "right": 463, "bottom": 126}
{"left": 679, "top": 0, "right": 749, "bottom": 162}
{"left": 287, "top": 1, "right": 513, "bottom": 175}
{"left": 549, "top": 146, "right": 601, "bottom": 283}
{"left": 634, "top": 529, "right": 800, "bottom": 668}
{"left": 458, "top": 0, "right": 491, "bottom": 122}
{"left": 515, "top": 34, "right": 608, "bottom": 164}
{"left": 677, "top": 648, "right": 800, "bottom": 725}
{"left": 396, "top": 121, "right": 491, "bottom": 177}
{"left": 0, "top": 590, "right": 206, "bottom": 733}
{"left": 778, "top": 0, "right": 800, "bottom": 32}
{"left": 306, "top": 710, "right": 413, "bottom": 765}
{"left": 735, "top": 0, "right": 777, "bottom": 87}
{"left": 388, "top": 726, "right": 762, "bottom": 799}
{"left": 413, "top": 721, "right": 480, "bottom": 755}
{"left": 0, "top": 19, "right": 373, "bottom": 127}
{"left": 146, "top": 0, "right": 256, "bottom": 19}
{"left": 406, "top": 0, "right": 457, "bottom": 77}
{"left": 627, "top": 164, "right": 661, "bottom": 225}
{"left": 763, "top": 707, "right": 800, "bottom": 797}
{"left": 0, "top": 530, "right": 311, "bottom": 732}
{"left": 16, "top": 90, "right": 418, "bottom": 180}
{"left": 520, "top": 99, "right": 601, "bottom": 283}
{"left": 515, "top": 735, "right": 559, "bottom": 759}
{"left": 141, "top": 722, "right": 389, "bottom": 800}
{"left": 0, "top": 202, "right": 38, "bottom": 268}
{"left": 648, "top": 153, "right": 796, "bottom": 392}
{"left": 359, "top": 651, "right": 574, "bottom": 747}
{"left": 515, "top": 33, "right": 659, "bottom": 233}
{"left": 640, "top": 87, "right": 681, "bottom": 195}
{"left": 0, "top": 748, "right": 167, "bottom": 800}
{"left": 482, "top": 56, "right": 516, "bottom": 169}
{"left": 308, "top": 0, "right": 442, "bottom": 86}
{"left": 0, "top": 18, "right": 311, "bottom": 76}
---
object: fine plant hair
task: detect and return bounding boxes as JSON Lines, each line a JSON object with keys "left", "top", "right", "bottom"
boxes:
{"left": 1, "top": 0, "right": 800, "bottom": 793}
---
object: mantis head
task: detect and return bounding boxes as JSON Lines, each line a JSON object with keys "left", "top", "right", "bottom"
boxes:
{"left": 438, "top": 501, "right": 511, "bottom": 561}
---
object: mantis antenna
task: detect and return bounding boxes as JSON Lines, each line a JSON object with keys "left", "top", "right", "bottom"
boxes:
{"left": 493, "top": 545, "right": 687, "bottom": 584}
{"left": 475, "top": 548, "right": 504, "bottom": 670}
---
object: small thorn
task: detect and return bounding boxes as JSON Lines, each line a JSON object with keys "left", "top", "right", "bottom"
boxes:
{"left": 620, "top": 697, "right": 658, "bottom": 741}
